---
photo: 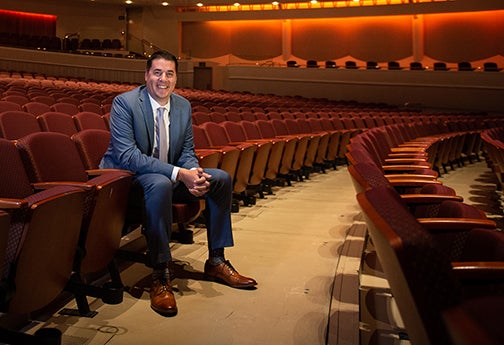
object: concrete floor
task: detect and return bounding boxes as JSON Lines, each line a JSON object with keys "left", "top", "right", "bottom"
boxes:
{"left": 23, "top": 160, "right": 503, "bottom": 345}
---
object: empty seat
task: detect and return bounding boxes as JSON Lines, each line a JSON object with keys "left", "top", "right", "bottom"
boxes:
{"left": 483, "top": 62, "right": 503, "bottom": 72}
{"left": 29, "top": 95, "right": 56, "bottom": 106}
{"left": 73, "top": 111, "right": 108, "bottom": 131}
{"left": 457, "top": 62, "right": 476, "bottom": 71}
{"left": 37, "top": 112, "right": 78, "bottom": 136}
{"left": 286, "top": 60, "right": 299, "bottom": 68}
{"left": 345, "top": 61, "right": 358, "bottom": 69}
{"left": 325, "top": 61, "right": 337, "bottom": 68}
{"left": 221, "top": 120, "right": 272, "bottom": 196}
{"left": 357, "top": 186, "right": 504, "bottom": 345}
{"left": 0, "top": 101, "right": 22, "bottom": 112}
{"left": 22, "top": 101, "right": 51, "bottom": 116}
{"left": 200, "top": 122, "right": 257, "bottom": 203}
{"left": 433, "top": 62, "right": 449, "bottom": 71}
{"left": 16, "top": 132, "right": 133, "bottom": 315}
{"left": 79, "top": 102, "right": 104, "bottom": 114}
{"left": 366, "top": 61, "right": 380, "bottom": 70}
{"left": 306, "top": 60, "right": 319, "bottom": 68}
{"left": 50, "top": 102, "right": 79, "bottom": 115}
{"left": 410, "top": 62, "right": 425, "bottom": 70}
{"left": 0, "top": 111, "right": 41, "bottom": 139}
{"left": 387, "top": 61, "right": 403, "bottom": 70}
{"left": 0, "top": 138, "right": 85, "bottom": 343}
{"left": 2, "top": 95, "right": 29, "bottom": 106}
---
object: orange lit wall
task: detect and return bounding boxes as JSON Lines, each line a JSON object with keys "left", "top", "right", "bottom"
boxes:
{"left": 182, "top": 20, "right": 282, "bottom": 60}
{"left": 424, "top": 11, "right": 504, "bottom": 62}
{"left": 181, "top": 10, "right": 503, "bottom": 65}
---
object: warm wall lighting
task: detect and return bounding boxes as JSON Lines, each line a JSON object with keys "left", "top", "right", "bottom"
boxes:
{"left": 178, "top": 0, "right": 453, "bottom": 12}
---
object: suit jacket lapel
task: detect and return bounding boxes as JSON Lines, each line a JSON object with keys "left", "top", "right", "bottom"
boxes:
{"left": 139, "top": 87, "right": 155, "bottom": 155}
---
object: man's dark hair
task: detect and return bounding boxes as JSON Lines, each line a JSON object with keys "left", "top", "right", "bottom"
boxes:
{"left": 146, "top": 50, "right": 178, "bottom": 73}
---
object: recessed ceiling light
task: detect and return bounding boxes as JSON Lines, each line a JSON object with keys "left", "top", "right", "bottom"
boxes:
{"left": 233, "top": 2, "right": 240, "bottom": 6}
{"left": 162, "top": 1, "right": 169, "bottom": 5}
{"left": 125, "top": 0, "right": 133, "bottom": 4}
{"left": 272, "top": 1, "right": 279, "bottom": 4}
{"left": 197, "top": 2, "right": 203, "bottom": 6}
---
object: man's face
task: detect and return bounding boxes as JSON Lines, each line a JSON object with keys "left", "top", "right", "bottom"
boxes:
{"left": 145, "top": 57, "right": 177, "bottom": 105}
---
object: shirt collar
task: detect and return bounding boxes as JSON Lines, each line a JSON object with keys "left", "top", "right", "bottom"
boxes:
{"left": 147, "top": 94, "right": 171, "bottom": 115}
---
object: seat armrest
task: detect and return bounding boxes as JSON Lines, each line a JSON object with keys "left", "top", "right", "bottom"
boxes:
{"left": 0, "top": 198, "right": 28, "bottom": 209}
{"left": 452, "top": 261, "right": 504, "bottom": 281}
{"left": 32, "top": 181, "right": 95, "bottom": 191}
{"left": 400, "top": 194, "right": 464, "bottom": 204}
{"left": 86, "top": 168, "right": 133, "bottom": 177}
{"left": 417, "top": 218, "right": 497, "bottom": 230}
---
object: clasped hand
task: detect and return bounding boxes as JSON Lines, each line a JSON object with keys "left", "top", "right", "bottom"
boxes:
{"left": 178, "top": 167, "right": 211, "bottom": 197}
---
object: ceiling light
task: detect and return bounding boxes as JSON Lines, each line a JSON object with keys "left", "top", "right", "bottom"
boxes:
{"left": 272, "top": 1, "right": 279, "bottom": 4}
{"left": 196, "top": 2, "right": 203, "bottom": 6}
{"left": 234, "top": 2, "right": 240, "bottom": 6}
{"left": 125, "top": 0, "right": 133, "bottom": 4}
{"left": 162, "top": 1, "right": 169, "bottom": 5}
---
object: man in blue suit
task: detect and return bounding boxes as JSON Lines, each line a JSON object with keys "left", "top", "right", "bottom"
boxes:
{"left": 100, "top": 50, "right": 257, "bottom": 316}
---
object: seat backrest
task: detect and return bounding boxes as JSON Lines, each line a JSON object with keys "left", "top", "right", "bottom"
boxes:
{"left": 456, "top": 62, "right": 473, "bottom": 71}
{"left": 22, "top": 101, "right": 51, "bottom": 116}
{"left": 366, "top": 61, "right": 379, "bottom": 69}
{"left": 221, "top": 121, "right": 247, "bottom": 142}
{"left": 410, "top": 61, "right": 424, "bottom": 70}
{"left": 0, "top": 138, "right": 35, "bottom": 199}
{"left": 37, "top": 112, "right": 78, "bottom": 136}
{"left": 50, "top": 102, "right": 79, "bottom": 115}
{"left": 2, "top": 95, "right": 29, "bottom": 106}
{"left": 388, "top": 61, "right": 402, "bottom": 70}
{"left": 200, "top": 122, "right": 231, "bottom": 146}
{"left": 192, "top": 125, "right": 213, "bottom": 149}
{"left": 16, "top": 132, "right": 88, "bottom": 182}
{"left": 345, "top": 61, "right": 357, "bottom": 69}
{"left": 31, "top": 95, "right": 56, "bottom": 106}
{"left": 286, "top": 60, "right": 298, "bottom": 67}
{"left": 434, "top": 62, "right": 448, "bottom": 71}
{"left": 78, "top": 102, "right": 103, "bottom": 115}
{"left": 325, "top": 61, "right": 337, "bottom": 68}
{"left": 256, "top": 119, "right": 277, "bottom": 139}
{"left": 357, "top": 186, "right": 459, "bottom": 345}
{"left": 306, "top": 60, "right": 319, "bottom": 68}
{"left": 0, "top": 100, "right": 22, "bottom": 112}
{"left": 73, "top": 111, "right": 108, "bottom": 131}
{"left": 71, "top": 129, "right": 111, "bottom": 169}
{"left": 240, "top": 120, "right": 262, "bottom": 140}
{"left": 0, "top": 111, "right": 41, "bottom": 140}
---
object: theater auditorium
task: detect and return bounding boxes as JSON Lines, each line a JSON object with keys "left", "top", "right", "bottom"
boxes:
{"left": 0, "top": 0, "right": 503, "bottom": 344}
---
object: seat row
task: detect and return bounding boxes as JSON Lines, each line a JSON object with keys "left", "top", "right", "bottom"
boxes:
{"left": 481, "top": 127, "right": 504, "bottom": 191}
{"left": 345, "top": 123, "right": 504, "bottom": 344}
{"left": 0, "top": 110, "right": 110, "bottom": 139}
{"left": 0, "top": 132, "right": 134, "bottom": 343}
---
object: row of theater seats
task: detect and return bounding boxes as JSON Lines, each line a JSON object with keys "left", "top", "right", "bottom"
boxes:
{"left": 481, "top": 127, "right": 504, "bottom": 191}
{"left": 287, "top": 60, "right": 503, "bottom": 72}
{"left": 0, "top": 131, "right": 134, "bottom": 344}
{"left": 345, "top": 122, "right": 504, "bottom": 344}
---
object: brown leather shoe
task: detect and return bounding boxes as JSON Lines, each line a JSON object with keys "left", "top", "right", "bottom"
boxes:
{"left": 204, "top": 260, "right": 257, "bottom": 289}
{"left": 150, "top": 278, "right": 177, "bottom": 316}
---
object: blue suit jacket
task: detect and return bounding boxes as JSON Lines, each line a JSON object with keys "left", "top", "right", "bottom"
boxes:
{"left": 100, "top": 85, "right": 199, "bottom": 177}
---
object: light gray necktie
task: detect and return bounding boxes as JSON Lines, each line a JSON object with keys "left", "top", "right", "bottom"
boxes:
{"left": 154, "top": 107, "right": 168, "bottom": 162}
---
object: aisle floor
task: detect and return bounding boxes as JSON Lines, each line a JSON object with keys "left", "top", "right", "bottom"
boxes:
{"left": 24, "top": 160, "right": 503, "bottom": 345}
